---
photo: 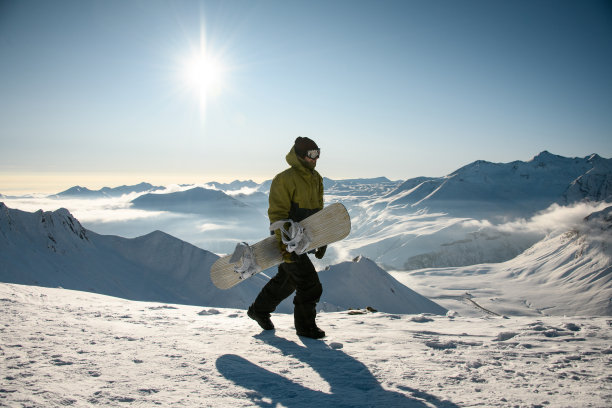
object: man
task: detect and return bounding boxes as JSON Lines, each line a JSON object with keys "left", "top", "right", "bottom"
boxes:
{"left": 247, "top": 137, "right": 327, "bottom": 339}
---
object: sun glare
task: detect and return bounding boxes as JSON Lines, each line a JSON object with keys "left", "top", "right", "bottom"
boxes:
{"left": 182, "top": 53, "right": 225, "bottom": 94}
{"left": 179, "top": 44, "right": 227, "bottom": 120}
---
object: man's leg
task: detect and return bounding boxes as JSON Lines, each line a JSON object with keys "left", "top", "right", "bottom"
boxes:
{"left": 248, "top": 265, "right": 296, "bottom": 330}
{"left": 290, "top": 254, "right": 325, "bottom": 338}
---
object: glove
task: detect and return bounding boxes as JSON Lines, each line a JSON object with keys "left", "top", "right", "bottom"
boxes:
{"left": 281, "top": 247, "right": 295, "bottom": 263}
{"left": 315, "top": 245, "right": 327, "bottom": 259}
{"left": 277, "top": 238, "right": 295, "bottom": 263}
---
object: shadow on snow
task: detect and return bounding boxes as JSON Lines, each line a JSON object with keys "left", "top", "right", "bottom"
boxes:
{"left": 216, "top": 332, "right": 458, "bottom": 407}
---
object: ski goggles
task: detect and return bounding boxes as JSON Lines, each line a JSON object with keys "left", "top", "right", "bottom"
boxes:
{"left": 305, "top": 149, "right": 320, "bottom": 160}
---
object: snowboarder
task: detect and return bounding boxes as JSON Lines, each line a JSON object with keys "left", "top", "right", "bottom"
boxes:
{"left": 247, "top": 137, "right": 327, "bottom": 339}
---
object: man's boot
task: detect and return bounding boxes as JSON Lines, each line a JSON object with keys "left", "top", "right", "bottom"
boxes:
{"left": 294, "top": 303, "right": 325, "bottom": 339}
{"left": 247, "top": 306, "right": 274, "bottom": 330}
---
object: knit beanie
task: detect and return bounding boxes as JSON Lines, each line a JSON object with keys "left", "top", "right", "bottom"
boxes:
{"left": 294, "top": 137, "right": 319, "bottom": 158}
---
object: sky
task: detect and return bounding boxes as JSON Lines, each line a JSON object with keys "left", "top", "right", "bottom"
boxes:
{"left": 1, "top": 0, "right": 611, "bottom": 194}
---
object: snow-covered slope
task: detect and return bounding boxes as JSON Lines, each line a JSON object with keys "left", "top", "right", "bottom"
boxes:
{"left": 392, "top": 206, "right": 612, "bottom": 316}
{"left": 0, "top": 203, "right": 443, "bottom": 315}
{"left": 1, "top": 282, "right": 610, "bottom": 407}
{"left": 0, "top": 202, "right": 265, "bottom": 308}
{"left": 562, "top": 154, "right": 612, "bottom": 203}
{"left": 341, "top": 152, "right": 612, "bottom": 270}
{"left": 385, "top": 151, "right": 611, "bottom": 219}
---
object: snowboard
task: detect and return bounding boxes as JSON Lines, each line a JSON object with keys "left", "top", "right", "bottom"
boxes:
{"left": 210, "top": 202, "right": 351, "bottom": 290}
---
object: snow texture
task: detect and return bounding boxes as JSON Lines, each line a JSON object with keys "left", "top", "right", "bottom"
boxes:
{"left": 1, "top": 283, "right": 610, "bottom": 407}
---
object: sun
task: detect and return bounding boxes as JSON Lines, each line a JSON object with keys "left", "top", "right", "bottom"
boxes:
{"left": 182, "top": 52, "right": 225, "bottom": 95}
{"left": 179, "top": 47, "right": 227, "bottom": 119}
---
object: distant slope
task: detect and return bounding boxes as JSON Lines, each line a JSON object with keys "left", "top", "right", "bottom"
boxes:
{"left": 130, "top": 187, "right": 258, "bottom": 216}
{"left": 494, "top": 205, "right": 612, "bottom": 315}
{"left": 344, "top": 151, "right": 612, "bottom": 270}
{"left": 206, "top": 180, "right": 259, "bottom": 191}
{"left": 393, "top": 206, "right": 612, "bottom": 316}
{"left": 52, "top": 182, "right": 163, "bottom": 198}
{"left": 387, "top": 151, "right": 612, "bottom": 218}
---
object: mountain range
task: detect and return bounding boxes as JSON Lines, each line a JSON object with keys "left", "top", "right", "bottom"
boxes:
{"left": 31, "top": 151, "right": 610, "bottom": 218}
{"left": 130, "top": 187, "right": 259, "bottom": 216}
{"left": 51, "top": 182, "right": 164, "bottom": 198}
{"left": 0, "top": 202, "right": 444, "bottom": 315}
{"left": 383, "top": 151, "right": 611, "bottom": 219}
{"left": 1, "top": 151, "right": 610, "bottom": 316}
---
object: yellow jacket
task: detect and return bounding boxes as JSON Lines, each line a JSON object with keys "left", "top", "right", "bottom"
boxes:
{"left": 268, "top": 147, "right": 323, "bottom": 262}
{"left": 268, "top": 147, "right": 324, "bottom": 225}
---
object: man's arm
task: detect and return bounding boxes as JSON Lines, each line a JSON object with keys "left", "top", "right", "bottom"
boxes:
{"left": 268, "top": 175, "right": 293, "bottom": 224}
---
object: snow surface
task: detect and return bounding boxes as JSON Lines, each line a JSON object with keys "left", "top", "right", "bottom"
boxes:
{"left": 1, "top": 283, "right": 610, "bottom": 407}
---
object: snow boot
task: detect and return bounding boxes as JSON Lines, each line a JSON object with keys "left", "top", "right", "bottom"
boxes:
{"left": 294, "top": 302, "right": 324, "bottom": 338}
{"left": 296, "top": 326, "right": 326, "bottom": 339}
{"left": 247, "top": 306, "right": 274, "bottom": 330}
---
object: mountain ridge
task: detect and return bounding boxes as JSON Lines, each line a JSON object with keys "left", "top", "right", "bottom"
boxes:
{"left": 52, "top": 182, "right": 163, "bottom": 198}
{"left": 0, "top": 203, "right": 443, "bottom": 314}
{"left": 386, "top": 151, "right": 611, "bottom": 219}
{"left": 3, "top": 150, "right": 611, "bottom": 274}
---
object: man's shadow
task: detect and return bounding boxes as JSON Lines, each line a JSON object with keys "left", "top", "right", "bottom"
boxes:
{"left": 215, "top": 332, "right": 459, "bottom": 407}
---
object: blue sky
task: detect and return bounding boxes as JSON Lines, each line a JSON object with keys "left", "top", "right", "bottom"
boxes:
{"left": 1, "top": 0, "right": 611, "bottom": 193}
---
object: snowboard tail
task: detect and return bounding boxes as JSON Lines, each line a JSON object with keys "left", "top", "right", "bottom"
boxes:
{"left": 210, "top": 202, "right": 351, "bottom": 289}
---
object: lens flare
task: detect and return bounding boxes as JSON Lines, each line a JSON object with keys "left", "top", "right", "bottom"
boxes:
{"left": 178, "top": 26, "right": 228, "bottom": 121}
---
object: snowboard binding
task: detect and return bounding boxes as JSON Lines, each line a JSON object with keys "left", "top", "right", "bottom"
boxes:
{"left": 269, "top": 219, "right": 312, "bottom": 255}
{"left": 229, "top": 242, "right": 261, "bottom": 280}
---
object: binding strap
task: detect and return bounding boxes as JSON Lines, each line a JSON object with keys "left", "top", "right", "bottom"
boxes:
{"left": 229, "top": 242, "right": 261, "bottom": 280}
{"left": 269, "top": 219, "right": 311, "bottom": 255}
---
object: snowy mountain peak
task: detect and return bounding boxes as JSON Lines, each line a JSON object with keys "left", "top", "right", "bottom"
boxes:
{"left": 530, "top": 150, "right": 565, "bottom": 163}
{"left": 584, "top": 205, "right": 612, "bottom": 226}
{"left": 130, "top": 187, "right": 257, "bottom": 216}
{"left": 207, "top": 180, "right": 258, "bottom": 191}
{"left": 39, "top": 207, "right": 88, "bottom": 242}
{"left": 57, "top": 185, "right": 94, "bottom": 196}
{"left": 319, "top": 255, "right": 447, "bottom": 315}
{"left": 587, "top": 153, "right": 603, "bottom": 162}
{"left": 53, "top": 182, "right": 163, "bottom": 198}
{"left": 383, "top": 152, "right": 611, "bottom": 219}
{"left": 0, "top": 202, "right": 14, "bottom": 231}
{"left": 0, "top": 204, "right": 89, "bottom": 254}
{"left": 562, "top": 158, "right": 612, "bottom": 204}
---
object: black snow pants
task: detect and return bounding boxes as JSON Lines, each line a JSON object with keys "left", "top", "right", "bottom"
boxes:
{"left": 250, "top": 253, "right": 323, "bottom": 331}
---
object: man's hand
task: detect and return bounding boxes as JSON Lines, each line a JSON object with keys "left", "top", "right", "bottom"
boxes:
{"left": 277, "top": 240, "right": 295, "bottom": 263}
{"left": 315, "top": 245, "right": 327, "bottom": 259}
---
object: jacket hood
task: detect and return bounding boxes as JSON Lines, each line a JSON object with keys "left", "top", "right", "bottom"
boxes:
{"left": 286, "top": 147, "right": 315, "bottom": 173}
